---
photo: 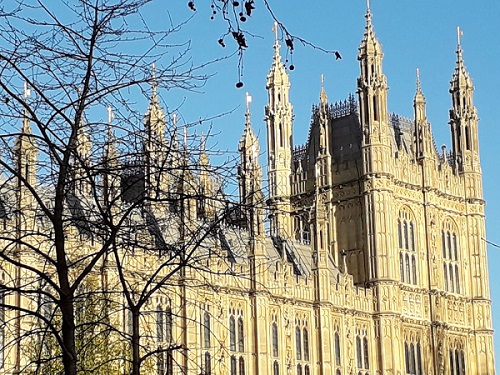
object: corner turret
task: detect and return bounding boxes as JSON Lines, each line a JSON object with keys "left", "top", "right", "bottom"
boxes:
{"left": 265, "top": 22, "right": 293, "bottom": 238}
{"left": 449, "top": 27, "right": 481, "bottom": 178}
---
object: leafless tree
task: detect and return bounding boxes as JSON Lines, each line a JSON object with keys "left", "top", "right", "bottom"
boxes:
{"left": 0, "top": 1, "right": 260, "bottom": 374}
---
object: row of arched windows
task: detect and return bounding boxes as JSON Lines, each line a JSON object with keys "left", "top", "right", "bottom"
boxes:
{"left": 295, "top": 326, "right": 310, "bottom": 361}
{"left": 156, "top": 305, "right": 173, "bottom": 343}
{"left": 442, "top": 230, "right": 461, "bottom": 294}
{"left": 404, "top": 341, "right": 423, "bottom": 375}
{"left": 230, "top": 355, "right": 245, "bottom": 375}
{"left": 229, "top": 315, "right": 244, "bottom": 353}
{"left": 398, "top": 215, "right": 418, "bottom": 285}
{"left": 356, "top": 335, "right": 370, "bottom": 370}
{"left": 449, "top": 348, "right": 466, "bottom": 375}
{"left": 156, "top": 305, "right": 174, "bottom": 375}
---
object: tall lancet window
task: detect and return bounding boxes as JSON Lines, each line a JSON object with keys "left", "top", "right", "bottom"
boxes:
{"left": 442, "top": 220, "right": 461, "bottom": 294}
{"left": 398, "top": 208, "right": 418, "bottom": 285}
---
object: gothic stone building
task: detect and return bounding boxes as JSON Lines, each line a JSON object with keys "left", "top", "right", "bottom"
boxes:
{"left": 0, "top": 4, "right": 495, "bottom": 375}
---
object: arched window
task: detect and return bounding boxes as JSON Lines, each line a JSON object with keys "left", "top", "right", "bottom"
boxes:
{"left": 165, "top": 307, "right": 172, "bottom": 343}
{"left": 455, "top": 265, "right": 460, "bottom": 294}
{"left": 372, "top": 95, "right": 379, "bottom": 121}
{"left": 273, "top": 360, "right": 280, "bottom": 375}
{"left": 450, "top": 349, "right": 455, "bottom": 375}
{"left": 442, "top": 231, "right": 447, "bottom": 258}
{"left": 405, "top": 343, "right": 410, "bottom": 373}
{"left": 409, "top": 343, "right": 415, "bottom": 373}
{"left": 403, "top": 221, "right": 409, "bottom": 249}
{"left": 295, "top": 326, "right": 302, "bottom": 360}
{"left": 405, "top": 254, "right": 411, "bottom": 283}
{"left": 398, "top": 219, "right": 403, "bottom": 248}
{"left": 304, "top": 365, "right": 310, "bottom": 375}
{"left": 363, "top": 337, "right": 370, "bottom": 369}
{"left": 203, "top": 312, "right": 211, "bottom": 348}
{"left": 453, "top": 234, "right": 458, "bottom": 261}
{"left": 157, "top": 305, "right": 164, "bottom": 342}
{"left": 449, "top": 264, "right": 455, "bottom": 292}
{"left": 238, "top": 317, "right": 245, "bottom": 352}
{"left": 303, "top": 328, "right": 309, "bottom": 361}
{"left": 297, "top": 364, "right": 302, "bottom": 375}
{"left": 279, "top": 123, "right": 284, "bottom": 148}
{"left": 444, "top": 265, "right": 448, "bottom": 291}
{"left": 230, "top": 355, "right": 237, "bottom": 375}
{"left": 416, "top": 343, "right": 422, "bottom": 375}
{"left": 356, "top": 336, "right": 362, "bottom": 368}
{"left": 409, "top": 222, "right": 415, "bottom": 251}
{"left": 204, "top": 352, "right": 212, "bottom": 375}
{"left": 399, "top": 211, "right": 417, "bottom": 285}
{"left": 335, "top": 332, "right": 341, "bottom": 366}
{"left": 239, "top": 357, "right": 245, "bottom": 375}
{"left": 272, "top": 323, "right": 279, "bottom": 357}
{"left": 335, "top": 371, "right": 341, "bottom": 375}
{"left": 230, "top": 316, "right": 236, "bottom": 351}
{"left": 412, "top": 255, "right": 417, "bottom": 284}
{"left": 400, "top": 253, "right": 405, "bottom": 282}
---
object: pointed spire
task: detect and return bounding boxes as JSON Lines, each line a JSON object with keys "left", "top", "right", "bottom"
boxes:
{"left": 22, "top": 80, "right": 32, "bottom": 134}
{"left": 359, "top": 0, "right": 381, "bottom": 58}
{"left": 416, "top": 68, "right": 421, "bottom": 93}
{"left": 364, "top": 0, "right": 374, "bottom": 40}
{"left": 151, "top": 62, "right": 159, "bottom": 104}
{"left": 319, "top": 74, "right": 328, "bottom": 105}
{"left": 272, "top": 21, "right": 280, "bottom": 60}
{"left": 267, "top": 21, "right": 289, "bottom": 88}
{"left": 199, "top": 132, "right": 209, "bottom": 167}
{"left": 451, "top": 26, "right": 472, "bottom": 92}
{"left": 414, "top": 68, "right": 426, "bottom": 104}
{"left": 105, "top": 106, "right": 118, "bottom": 162}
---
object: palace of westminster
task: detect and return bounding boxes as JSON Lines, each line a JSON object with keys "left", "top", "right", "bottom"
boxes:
{"left": 0, "top": 3, "right": 495, "bottom": 375}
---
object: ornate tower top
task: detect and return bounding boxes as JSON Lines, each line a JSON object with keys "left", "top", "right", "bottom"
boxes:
{"left": 239, "top": 92, "right": 259, "bottom": 161}
{"left": 358, "top": 0, "right": 382, "bottom": 59}
{"left": 450, "top": 27, "right": 473, "bottom": 94}
{"left": 267, "top": 22, "right": 290, "bottom": 89}
{"left": 414, "top": 68, "right": 425, "bottom": 104}
{"left": 144, "top": 63, "right": 165, "bottom": 143}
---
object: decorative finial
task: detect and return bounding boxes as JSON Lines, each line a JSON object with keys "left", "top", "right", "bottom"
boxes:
{"left": 172, "top": 113, "right": 177, "bottom": 128}
{"left": 319, "top": 74, "right": 328, "bottom": 104}
{"left": 201, "top": 131, "right": 206, "bottom": 152}
{"left": 367, "top": 0, "right": 371, "bottom": 11}
{"left": 273, "top": 21, "right": 279, "bottom": 46}
{"left": 245, "top": 92, "right": 252, "bottom": 126}
{"left": 23, "top": 81, "right": 31, "bottom": 100}
{"left": 416, "top": 68, "right": 421, "bottom": 92}
{"left": 457, "top": 26, "right": 463, "bottom": 48}
{"left": 245, "top": 92, "right": 252, "bottom": 113}
{"left": 107, "top": 106, "right": 114, "bottom": 125}
{"left": 183, "top": 125, "right": 188, "bottom": 150}
{"left": 151, "top": 62, "right": 158, "bottom": 98}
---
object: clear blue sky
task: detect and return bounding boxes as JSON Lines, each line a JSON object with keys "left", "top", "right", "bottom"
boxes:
{"left": 149, "top": 0, "right": 500, "bottom": 363}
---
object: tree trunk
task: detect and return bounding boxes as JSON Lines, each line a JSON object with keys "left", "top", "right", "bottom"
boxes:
{"left": 60, "top": 293, "right": 77, "bottom": 375}
{"left": 131, "top": 307, "right": 141, "bottom": 375}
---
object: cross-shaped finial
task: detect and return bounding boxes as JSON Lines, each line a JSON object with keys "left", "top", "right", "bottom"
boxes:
{"left": 457, "top": 26, "right": 463, "bottom": 48}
